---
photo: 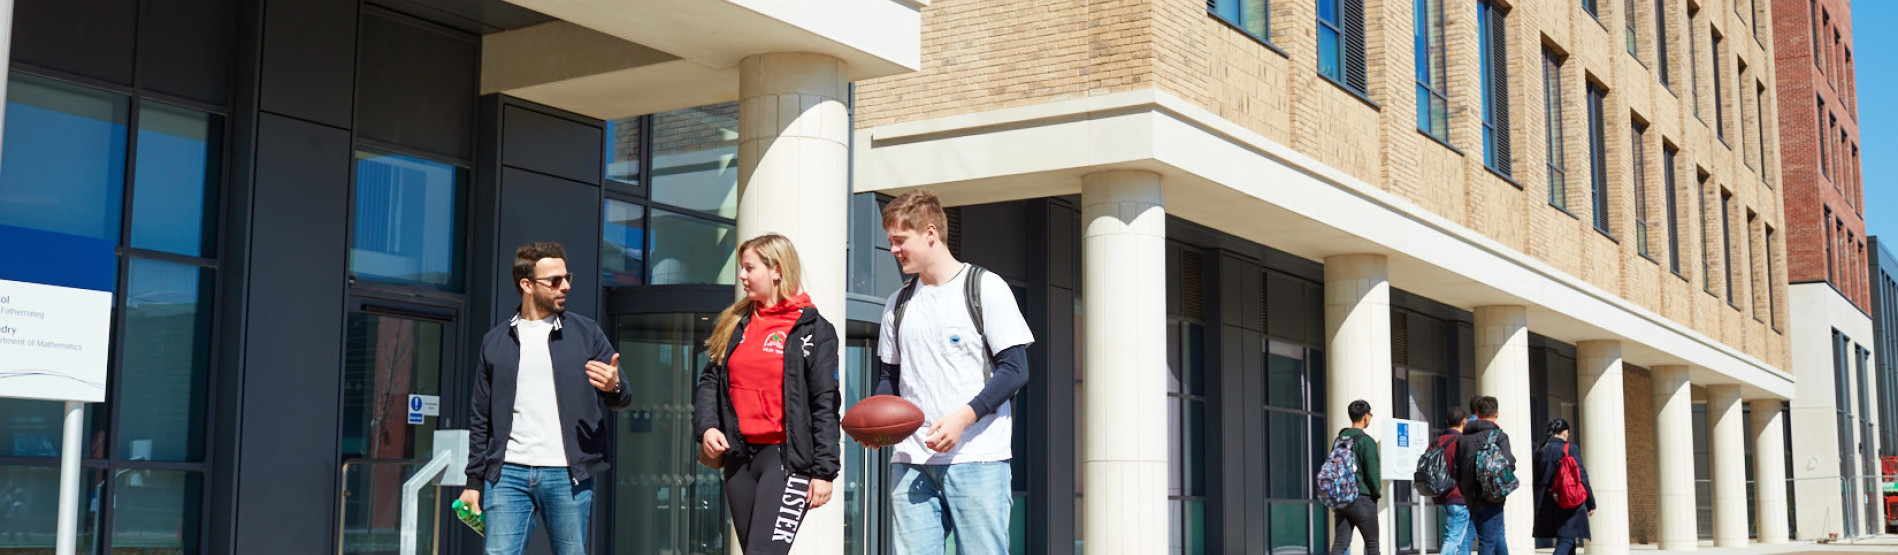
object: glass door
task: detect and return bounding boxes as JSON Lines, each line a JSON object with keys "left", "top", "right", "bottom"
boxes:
{"left": 612, "top": 312, "right": 727, "bottom": 555}
{"left": 338, "top": 310, "right": 453, "bottom": 554}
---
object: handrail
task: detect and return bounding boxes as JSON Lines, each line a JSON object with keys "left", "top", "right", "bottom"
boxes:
{"left": 334, "top": 430, "right": 467, "bottom": 555}
{"left": 402, "top": 452, "right": 455, "bottom": 555}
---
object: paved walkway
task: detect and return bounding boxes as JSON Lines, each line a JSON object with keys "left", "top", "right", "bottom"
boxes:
{"left": 1597, "top": 535, "right": 1898, "bottom": 554}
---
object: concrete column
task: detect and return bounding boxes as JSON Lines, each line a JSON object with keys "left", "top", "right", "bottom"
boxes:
{"left": 1473, "top": 306, "right": 1531, "bottom": 555}
{"left": 735, "top": 52, "right": 848, "bottom": 555}
{"left": 1080, "top": 171, "right": 1168, "bottom": 553}
{"left": 1707, "top": 385, "right": 1748, "bottom": 547}
{"left": 1748, "top": 400, "right": 1790, "bottom": 544}
{"left": 1576, "top": 341, "right": 1630, "bottom": 555}
{"left": 1324, "top": 254, "right": 1393, "bottom": 555}
{"left": 1651, "top": 366, "right": 1698, "bottom": 551}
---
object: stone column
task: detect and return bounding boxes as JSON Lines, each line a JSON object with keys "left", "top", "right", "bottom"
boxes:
{"left": 1651, "top": 366, "right": 1698, "bottom": 551}
{"left": 1576, "top": 341, "right": 1630, "bottom": 555}
{"left": 736, "top": 52, "right": 848, "bottom": 555}
{"left": 1080, "top": 171, "right": 1168, "bottom": 553}
{"left": 1748, "top": 400, "right": 1789, "bottom": 543}
{"left": 1707, "top": 385, "right": 1748, "bottom": 547}
{"left": 1473, "top": 306, "right": 1531, "bottom": 555}
{"left": 1323, "top": 254, "right": 1394, "bottom": 555}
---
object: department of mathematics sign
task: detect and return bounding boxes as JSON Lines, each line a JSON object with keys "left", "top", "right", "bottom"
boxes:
{"left": 0, "top": 224, "right": 115, "bottom": 403}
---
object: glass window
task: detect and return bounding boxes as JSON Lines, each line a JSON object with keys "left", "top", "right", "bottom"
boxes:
{"left": 1544, "top": 49, "right": 1567, "bottom": 210}
{"left": 603, "top": 198, "right": 647, "bottom": 287}
{"left": 1318, "top": 0, "right": 1343, "bottom": 83}
{"left": 340, "top": 314, "right": 445, "bottom": 460}
{"left": 606, "top": 116, "right": 642, "bottom": 186}
{"left": 0, "top": 72, "right": 129, "bottom": 242}
{"left": 1588, "top": 84, "right": 1610, "bottom": 234}
{"left": 110, "top": 469, "right": 202, "bottom": 553}
{"left": 1655, "top": 0, "right": 1670, "bottom": 85}
{"left": 1626, "top": 0, "right": 1639, "bottom": 56}
{"left": 117, "top": 259, "right": 214, "bottom": 463}
{"left": 131, "top": 102, "right": 221, "bottom": 257}
{"left": 350, "top": 149, "right": 466, "bottom": 292}
{"left": 1712, "top": 34, "right": 1725, "bottom": 140}
{"left": 1211, "top": 0, "right": 1270, "bottom": 42}
{"left": 648, "top": 209, "right": 736, "bottom": 286}
{"left": 1583, "top": 0, "right": 1599, "bottom": 18}
{"left": 1415, "top": 0, "right": 1448, "bottom": 140}
{"left": 1664, "top": 146, "right": 1682, "bottom": 274}
{"left": 1267, "top": 341, "right": 1305, "bottom": 408}
{"left": 651, "top": 104, "right": 738, "bottom": 219}
{"left": 1633, "top": 122, "right": 1651, "bottom": 257}
{"left": 0, "top": 465, "right": 104, "bottom": 553}
{"left": 1168, "top": 321, "right": 1206, "bottom": 554}
{"left": 1480, "top": 1, "right": 1510, "bottom": 175}
{"left": 614, "top": 313, "right": 728, "bottom": 554}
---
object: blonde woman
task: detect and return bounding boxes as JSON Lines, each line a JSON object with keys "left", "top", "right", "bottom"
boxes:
{"left": 691, "top": 233, "right": 840, "bottom": 554}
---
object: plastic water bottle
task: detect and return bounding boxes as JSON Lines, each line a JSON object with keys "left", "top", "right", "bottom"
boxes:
{"left": 450, "top": 499, "right": 485, "bottom": 536}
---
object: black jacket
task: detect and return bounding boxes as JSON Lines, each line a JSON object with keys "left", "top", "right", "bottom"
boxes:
{"left": 1454, "top": 418, "right": 1518, "bottom": 509}
{"left": 466, "top": 311, "right": 632, "bottom": 489}
{"left": 692, "top": 307, "right": 842, "bottom": 481}
{"left": 1532, "top": 437, "right": 1597, "bottom": 539}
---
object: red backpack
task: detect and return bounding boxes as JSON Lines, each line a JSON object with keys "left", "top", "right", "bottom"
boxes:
{"left": 1553, "top": 443, "right": 1588, "bottom": 509}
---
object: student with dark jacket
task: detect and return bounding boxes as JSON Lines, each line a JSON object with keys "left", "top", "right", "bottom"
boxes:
{"left": 693, "top": 234, "right": 842, "bottom": 555}
{"left": 1328, "top": 400, "right": 1382, "bottom": 555}
{"left": 1435, "top": 407, "right": 1474, "bottom": 555}
{"left": 1455, "top": 396, "right": 1517, "bottom": 555}
{"left": 1532, "top": 419, "right": 1596, "bottom": 555}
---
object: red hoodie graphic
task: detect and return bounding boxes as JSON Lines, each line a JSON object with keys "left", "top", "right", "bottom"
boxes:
{"left": 726, "top": 293, "right": 812, "bottom": 445}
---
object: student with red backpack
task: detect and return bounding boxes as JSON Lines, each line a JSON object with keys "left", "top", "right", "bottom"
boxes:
{"left": 1532, "top": 419, "right": 1596, "bottom": 555}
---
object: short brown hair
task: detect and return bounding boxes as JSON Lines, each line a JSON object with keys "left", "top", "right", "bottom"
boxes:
{"left": 513, "top": 241, "right": 568, "bottom": 291}
{"left": 882, "top": 190, "right": 947, "bottom": 237}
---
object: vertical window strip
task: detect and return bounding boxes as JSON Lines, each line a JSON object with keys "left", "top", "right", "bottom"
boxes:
{"left": 1826, "top": 206, "right": 1836, "bottom": 282}
{"left": 1416, "top": 0, "right": 1449, "bottom": 139}
{"left": 1545, "top": 49, "right": 1567, "bottom": 209}
{"left": 1319, "top": 0, "right": 1344, "bottom": 85}
{"left": 1701, "top": 174, "right": 1714, "bottom": 292}
{"left": 1634, "top": 122, "right": 1651, "bottom": 257}
{"left": 1767, "top": 226, "right": 1777, "bottom": 326}
{"left": 1655, "top": 0, "right": 1670, "bottom": 85}
{"left": 1626, "top": 0, "right": 1640, "bottom": 55}
{"left": 1757, "top": 83, "right": 1769, "bottom": 184}
{"left": 1713, "top": 35, "right": 1726, "bottom": 140}
{"left": 1588, "top": 84, "right": 1610, "bottom": 233}
{"left": 1820, "top": 97, "right": 1830, "bottom": 178}
{"left": 1481, "top": 1, "right": 1511, "bottom": 176}
{"left": 1690, "top": 10, "right": 1701, "bottom": 117}
{"left": 1664, "top": 146, "right": 1682, "bottom": 274}
{"left": 1585, "top": 0, "right": 1599, "bottom": 18}
{"left": 1723, "top": 190, "right": 1735, "bottom": 303}
{"left": 1343, "top": 0, "right": 1368, "bottom": 93}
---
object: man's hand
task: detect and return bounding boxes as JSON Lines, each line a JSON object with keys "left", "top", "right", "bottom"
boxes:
{"left": 924, "top": 405, "right": 979, "bottom": 453}
{"left": 587, "top": 353, "right": 621, "bottom": 393}
{"left": 701, "top": 428, "right": 730, "bottom": 462}
{"left": 809, "top": 479, "right": 833, "bottom": 509}
{"left": 458, "top": 489, "right": 481, "bottom": 515}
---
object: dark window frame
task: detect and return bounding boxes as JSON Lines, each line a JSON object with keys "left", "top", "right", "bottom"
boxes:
{"left": 1415, "top": 0, "right": 1449, "bottom": 140}
{"left": 1587, "top": 82, "right": 1611, "bottom": 235}
{"left": 1544, "top": 48, "right": 1567, "bottom": 211}
{"left": 1664, "top": 144, "right": 1683, "bottom": 276}
{"left": 1480, "top": 1, "right": 1512, "bottom": 177}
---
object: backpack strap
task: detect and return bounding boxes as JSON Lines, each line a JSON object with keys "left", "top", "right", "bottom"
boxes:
{"left": 891, "top": 264, "right": 997, "bottom": 384}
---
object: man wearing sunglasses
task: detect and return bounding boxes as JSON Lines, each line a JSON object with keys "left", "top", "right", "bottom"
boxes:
{"left": 458, "top": 241, "right": 631, "bottom": 555}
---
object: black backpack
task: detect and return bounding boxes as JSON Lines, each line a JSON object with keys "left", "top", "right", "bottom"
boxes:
{"left": 1413, "top": 433, "right": 1457, "bottom": 497}
{"left": 891, "top": 264, "right": 993, "bottom": 381}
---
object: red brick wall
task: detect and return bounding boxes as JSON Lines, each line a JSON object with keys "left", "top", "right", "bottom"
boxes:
{"left": 1773, "top": 0, "right": 1869, "bottom": 310}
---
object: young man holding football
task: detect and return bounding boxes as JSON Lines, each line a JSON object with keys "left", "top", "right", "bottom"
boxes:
{"left": 868, "top": 190, "right": 1034, "bottom": 554}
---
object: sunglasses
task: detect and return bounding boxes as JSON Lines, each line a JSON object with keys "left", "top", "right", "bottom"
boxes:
{"left": 529, "top": 274, "right": 575, "bottom": 288}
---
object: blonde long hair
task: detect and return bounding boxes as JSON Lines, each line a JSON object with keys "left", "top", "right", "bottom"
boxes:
{"left": 706, "top": 233, "right": 805, "bottom": 364}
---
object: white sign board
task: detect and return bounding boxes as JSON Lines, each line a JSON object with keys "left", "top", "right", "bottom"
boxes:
{"left": 408, "top": 394, "right": 439, "bottom": 424}
{"left": 1382, "top": 418, "right": 1431, "bottom": 479}
{"left": 0, "top": 280, "right": 112, "bottom": 403}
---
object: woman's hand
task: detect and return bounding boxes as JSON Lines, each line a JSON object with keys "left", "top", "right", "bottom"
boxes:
{"left": 701, "top": 428, "right": 729, "bottom": 462}
{"left": 808, "top": 479, "right": 833, "bottom": 509}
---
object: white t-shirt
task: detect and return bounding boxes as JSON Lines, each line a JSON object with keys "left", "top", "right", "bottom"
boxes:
{"left": 878, "top": 265, "right": 1035, "bottom": 465}
{"left": 505, "top": 316, "right": 570, "bottom": 467}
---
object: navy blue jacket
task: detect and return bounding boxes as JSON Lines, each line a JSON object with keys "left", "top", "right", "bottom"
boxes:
{"left": 466, "top": 311, "right": 632, "bottom": 489}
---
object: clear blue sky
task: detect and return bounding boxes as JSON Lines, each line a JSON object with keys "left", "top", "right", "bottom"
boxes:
{"left": 1852, "top": 2, "right": 1897, "bottom": 248}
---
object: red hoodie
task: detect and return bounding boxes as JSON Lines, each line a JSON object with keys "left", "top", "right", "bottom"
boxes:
{"left": 726, "top": 293, "right": 813, "bottom": 445}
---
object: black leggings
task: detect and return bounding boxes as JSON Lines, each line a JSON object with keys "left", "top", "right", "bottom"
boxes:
{"left": 1329, "top": 496, "right": 1380, "bottom": 555}
{"left": 722, "top": 444, "right": 813, "bottom": 555}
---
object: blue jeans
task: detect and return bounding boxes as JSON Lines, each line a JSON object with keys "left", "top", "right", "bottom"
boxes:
{"left": 1552, "top": 537, "right": 1578, "bottom": 555}
{"left": 1440, "top": 504, "right": 1475, "bottom": 555}
{"left": 890, "top": 461, "right": 1012, "bottom": 555}
{"left": 484, "top": 464, "right": 593, "bottom": 555}
{"left": 1472, "top": 503, "right": 1508, "bottom": 555}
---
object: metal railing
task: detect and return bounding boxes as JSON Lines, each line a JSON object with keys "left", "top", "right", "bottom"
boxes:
{"left": 336, "top": 431, "right": 468, "bottom": 555}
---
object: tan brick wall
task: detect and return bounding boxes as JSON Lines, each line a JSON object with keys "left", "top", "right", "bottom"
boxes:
{"left": 855, "top": 0, "right": 1790, "bottom": 369}
{"left": 1624, "top": 366, "right": 1660, "bottom": 544}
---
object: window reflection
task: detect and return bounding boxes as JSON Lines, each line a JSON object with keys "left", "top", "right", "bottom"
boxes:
{"left": 647, "top": 209, "right": 735, "bottom": 286}
{"left": 340, "top": 314, "right": 444, "bottom": 460}
{"left": 651, "top": 104, "right": 738, "bottom": 218}
{"left": 0, "top": 72, "right": 129, "bottom": 242}
{"left": 117, "top": 259, "right": 214, "bottom": 463}
{"left": 130, "top": 102, "right": 221, "bottom": 257}
{"left": 351, "top": 149, "right": 466, "bottom": 292}
{"left": 109, "top": 469, "right": 201, "bottom": 554}
{"left": 606, "top": 117, "right": 642, "bottom": 186}
{"left": 614, "top": 313, "right": 726, "bottom": 555}
{"left": 603, "top": 199, "right": 646, "bottom": 287}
